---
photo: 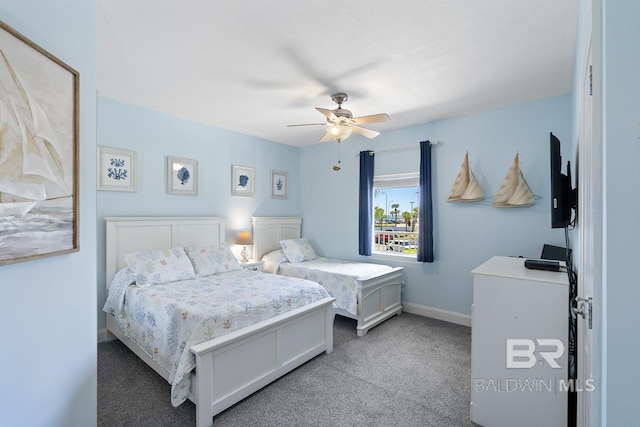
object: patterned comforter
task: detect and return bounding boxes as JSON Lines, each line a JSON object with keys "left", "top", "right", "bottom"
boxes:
{"left": 275, "top": 257, "right": 393, "bottom": 316}
{"left": 103, "top": 267, "right": 332, "bottom": 406}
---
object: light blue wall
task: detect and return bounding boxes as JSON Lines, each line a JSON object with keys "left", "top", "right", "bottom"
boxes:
{"left": 96, "top": 97, "right": 301, "bottom": 330}
{"left": 300, "top": 95, "right": 572, "bottom": 315}
{"left": 600, "top": 0, "right": 640, "bottom": 425}
{"left": 97, "top": 95, "right": 573, "bottom": 323}
{"left": 0, "top": 1, "right": 634, "bottom": 425}
{"left": 0, "top": 1, "right": 97, "bottom": 426}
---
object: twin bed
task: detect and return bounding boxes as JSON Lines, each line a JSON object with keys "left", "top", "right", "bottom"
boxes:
{"left": 252, "top": 216, "right": 404, "bottom": 337}
{"left": 103, "top": 215, "right": 404, "bottom": 427}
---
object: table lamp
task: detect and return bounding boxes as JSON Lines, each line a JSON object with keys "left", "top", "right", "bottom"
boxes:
{"left": 236, "top": 230, "right": 253, "bottom": 262}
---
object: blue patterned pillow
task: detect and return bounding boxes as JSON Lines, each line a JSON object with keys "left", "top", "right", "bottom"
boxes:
{"left": 184, "top": 243, "right": 242, "bottom": 277}
{"left": 123, "top": 247, "right": 196, "bottom": 286}
{"left": 280, "top": 238, "right": 317, "bottom": 263}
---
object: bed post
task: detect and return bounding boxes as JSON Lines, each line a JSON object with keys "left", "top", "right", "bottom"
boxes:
{"left": 193, "top": 351, "right": 214, "bottom": 427}
{"left": 325, "top": 304, "right": 334, "bottom": 354}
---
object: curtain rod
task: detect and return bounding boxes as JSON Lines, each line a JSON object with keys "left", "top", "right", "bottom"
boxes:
{"left": 355, "top": 140, "right": 439, "bottom": 156}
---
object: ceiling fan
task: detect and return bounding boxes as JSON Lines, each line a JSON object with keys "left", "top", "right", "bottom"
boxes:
{"left": 287, "top": 92, "right": 391, "bottom": 142}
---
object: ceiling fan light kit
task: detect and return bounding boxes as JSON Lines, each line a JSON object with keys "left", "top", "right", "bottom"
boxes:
{"left": 327, "top": 124, "right": 353, "bottom": 141}
{"left": 288, "top": 92, "right": 390, "bottom": 143}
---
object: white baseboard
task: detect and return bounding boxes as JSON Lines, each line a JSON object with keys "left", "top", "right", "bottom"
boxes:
{"left": 402, "top": 302, "right": 472, "bottom": 327}
{"left": 97, "top": 328, "right": 113, "bottom": 343}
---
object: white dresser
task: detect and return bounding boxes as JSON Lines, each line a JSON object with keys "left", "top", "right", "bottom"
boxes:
{"left": 470, "top": 256, "right": 569, "bottom": 427}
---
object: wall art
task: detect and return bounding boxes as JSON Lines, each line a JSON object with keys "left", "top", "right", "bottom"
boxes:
{"left": 97, "top": 146, "right": 137, "bottom": 192}
{"left": 271, "top": 170, "right": 288, "bottom": 199}
{"left": 167, "top": 156, "right": 198, "bottom": 195}
{"left": 0, "top": 20, "right": 79, "bottom": 265}
{"left": 231, "top": 165, "right": 255, "bottom": 197}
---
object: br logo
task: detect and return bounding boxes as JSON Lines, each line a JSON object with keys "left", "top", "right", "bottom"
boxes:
{"left": 506, "top": 339, "right": 564, "bottom": 369}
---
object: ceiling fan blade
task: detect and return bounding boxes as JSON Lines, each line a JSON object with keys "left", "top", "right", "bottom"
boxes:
{"left": 352, "top": 113, "right": 391, "bottom": 125}
{"left": 319, "top": 131, "right": 334, "bottom": 142}
{"left": 287, "top": 123, "right": 326, "bottom": 127}
{"left": 316, "top": 107, "right": 337, "bottom": 121}
{"left": 352, "top": 126, "right": 380, "bottom": 139}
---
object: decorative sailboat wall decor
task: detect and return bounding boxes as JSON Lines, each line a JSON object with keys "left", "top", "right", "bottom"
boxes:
{"left": 448, "top": 151, "right": 485, "bottom": 203}
{"left": 0, "top": 50, "right": 71, "bottom": 216}
{"left": 0, "top": 20, "right": 79, "bottom": 266}
{"left": 492, "top": 153, "right": 536, "bottom": 208}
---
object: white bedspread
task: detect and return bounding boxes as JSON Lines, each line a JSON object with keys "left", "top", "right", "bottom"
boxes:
{"left": 103, "top": 268, "right": 331, "bottom": 406}
{"left": 275, "top": 257, "right": 393, "bottom": 316}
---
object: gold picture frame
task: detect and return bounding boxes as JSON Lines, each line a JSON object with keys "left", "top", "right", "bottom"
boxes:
{"left": 0, "top": 20, "right": 79, "bottom": 266}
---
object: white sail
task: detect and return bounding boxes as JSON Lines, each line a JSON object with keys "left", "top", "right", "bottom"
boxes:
{"left": 448, "top": 152, "right": 485, "bottom": 203}
{"left": 492, "top": 153, "right": 535, "bottom": 208}
{"left": 0, "top": 200, "right": 36, "bottom": 216}
{"left": 0, "top": 49, "right": 69, "bottom": 216}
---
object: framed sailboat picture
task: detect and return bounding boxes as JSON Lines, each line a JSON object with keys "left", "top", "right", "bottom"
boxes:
{"left": 0, "top": 20, "right": 79, "bottom": 266}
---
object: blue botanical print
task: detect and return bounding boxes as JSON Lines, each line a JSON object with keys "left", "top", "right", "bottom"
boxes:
{"left": 111, "top": 158, "right": 125, "bottom": 168}
{"left": 177, "top": 167, "right": 190, "bottom": 185}
{"left": 107, "top": 157, "right": 128, "bottom": 180}
{"left": 238, "top": 174, "right": 249, "bottom": 187}
{"left": 276, "top": 178, "right": 283, "bottom": 191}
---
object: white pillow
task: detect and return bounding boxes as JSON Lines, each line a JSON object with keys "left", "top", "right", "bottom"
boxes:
{"left": 123, "top": 247, "right": 196, "bottom": 287}
{"left": 185, "top": 243, "right": 242, "bottom": 276}
{"left": 279, "top": 238, "right": 317, "bottom": 263}
{"left": 261, "top": 249, "right": 288, "bottom": 273}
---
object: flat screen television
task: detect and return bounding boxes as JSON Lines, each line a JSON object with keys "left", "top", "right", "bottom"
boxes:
{"left": 550, "top": 132, "right": 576, "bottom": 228}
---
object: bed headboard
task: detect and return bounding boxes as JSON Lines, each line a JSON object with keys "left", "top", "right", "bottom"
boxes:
{"left": 105, "top": 216, "right": 226, "bottom": 288}
{"left": 252, "top": 217, "right": 301, "bottom": 260}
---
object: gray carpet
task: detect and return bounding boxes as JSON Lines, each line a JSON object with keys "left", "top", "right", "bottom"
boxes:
{"left": 98, "top": 313, "right": 475, "bottom": 426}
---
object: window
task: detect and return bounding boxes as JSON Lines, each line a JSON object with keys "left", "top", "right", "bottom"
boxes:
{"left": 373, "top": 173, "right": 419, "bottom": 256}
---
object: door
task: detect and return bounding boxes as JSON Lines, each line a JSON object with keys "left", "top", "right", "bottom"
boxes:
{"left": 576, "top": 11, "right": 601, "bottom": 425}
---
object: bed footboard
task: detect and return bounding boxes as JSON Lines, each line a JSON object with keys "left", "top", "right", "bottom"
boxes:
{"left": 189, "top": 296, "right": 335, "bottom": 427}
{"left": 352, "top": 267, "right": 403, "bottom": 337}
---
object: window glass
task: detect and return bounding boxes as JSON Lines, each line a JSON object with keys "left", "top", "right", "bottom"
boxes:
{"left": 373, "top": 173, "right": 419, "bottom": 256}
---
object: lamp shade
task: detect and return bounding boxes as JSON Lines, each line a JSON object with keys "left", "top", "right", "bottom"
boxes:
{"left": 236, "top": 230, "right": 253, "bottom": 245}
{"left": 327, "top": 124, "right": 353, "bottom": 141}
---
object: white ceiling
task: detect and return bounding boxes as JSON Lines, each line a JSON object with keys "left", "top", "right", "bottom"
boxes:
{"left": 97, "top": 0, "right": 580, "bottom": 148}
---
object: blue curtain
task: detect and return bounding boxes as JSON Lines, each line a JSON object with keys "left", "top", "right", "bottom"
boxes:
{"left": 417, "top": 141, "right": 434, "bottom": 262}
{"left": 358, "top": 150, "right": 374, "bottom": 256}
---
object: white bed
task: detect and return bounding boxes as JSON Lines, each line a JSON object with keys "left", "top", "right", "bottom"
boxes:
{"left": 104, "top": 216, "right": 335, "bottom": 427}
{"left": 252, "top": 216, "right": 403, "bottom": 337}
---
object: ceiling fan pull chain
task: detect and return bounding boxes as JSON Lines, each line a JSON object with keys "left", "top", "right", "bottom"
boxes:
{"left": 333, "top": 141, "right": 342, "bottom": 171}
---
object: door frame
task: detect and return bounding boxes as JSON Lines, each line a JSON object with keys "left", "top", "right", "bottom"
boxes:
{"left": 576, "top": 0, "right": 602, "bottom": 424}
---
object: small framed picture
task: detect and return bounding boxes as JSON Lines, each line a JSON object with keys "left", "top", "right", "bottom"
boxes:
{"left": 271, "top": 170, "right": 288, "bottom": 199}
{"left": 231, "top": 165, "right": 255, "bottom": 197}
{"left": 167, "top": 156, "right": 198, "bottom": 195}
{"left": 97, "top": 146, "right": 137, "bottom": 192}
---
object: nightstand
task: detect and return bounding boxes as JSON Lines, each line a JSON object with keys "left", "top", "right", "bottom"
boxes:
{"left": 240, "top": 260, "right": 264, "bottom": 272}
